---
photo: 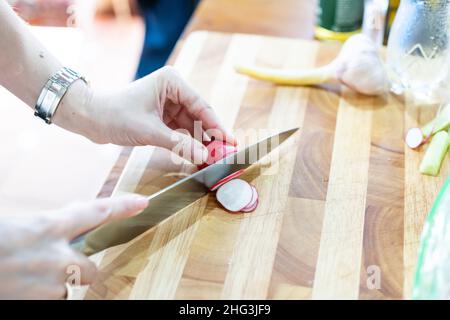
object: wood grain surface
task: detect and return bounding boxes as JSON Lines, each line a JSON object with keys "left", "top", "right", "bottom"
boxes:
{"left": 70, "top": 31, "right": 449, "bottom": 300}
{"left": 184, "top": 0, "right": 315, "bottom": 39}
{"left": 97, "top": 0, "right": 317, "bottom": 199}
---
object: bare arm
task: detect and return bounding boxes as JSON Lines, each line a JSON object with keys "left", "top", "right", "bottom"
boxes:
{"left": 0, "top": 0, "right": 62, "bottom": 107}
{"left": 0, "top": 2, "right": 237, "bottom": 299}
{"left": 0, "top": 1, "right": 97, "bottom": 140}
{"left": 0, "top": 1, "right": 235, "bottom": 163}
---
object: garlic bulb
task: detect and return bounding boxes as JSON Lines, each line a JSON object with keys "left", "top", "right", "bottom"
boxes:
{"left": 235, "top": 34, "right": 390, "bottom": 96}
{"left": 334, "top": 34, "right": 389, "bottom": 95}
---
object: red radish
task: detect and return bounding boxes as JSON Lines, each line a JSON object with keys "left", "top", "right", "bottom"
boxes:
{"left": 205, "top": 140, "right": 236, "bottom": 164}
{"left": 209, "top": 169, "right": 245, "bottom": 191}
{"left": 241, "top": 199, "right": 258, "bottom": 213}
{"left": 241, "top": 185, "right": 258, "bottom": 210}
{"left": 216, "top": 180, "right": 259, "bottom": 213}
{"left": 216, "top": 179, "right": 253, "bottom": 212}
{"left": 405, "top": 127, "right": 424, "bottom": 149}
{"left": 197, "top": 140, "right": 237, "bottom": 170}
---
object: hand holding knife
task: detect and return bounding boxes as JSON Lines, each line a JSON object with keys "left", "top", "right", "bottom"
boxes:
{"left": 74, "top": 128, "right": 299, "bottom": 255}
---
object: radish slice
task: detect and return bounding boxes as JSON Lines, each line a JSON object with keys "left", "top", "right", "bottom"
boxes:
{"left": 209, "top": 169, "right": 245, "bottom": 191}
{"left": 241, "top": 185, "right": 258, "bottom": 210}
{"left": 216, "top": 179, "right": 253, "bottom": 212}
{"left": 405, "top": 127, "right": 424, "bottom": 149}
{"left": 241, "top": 199, "right": 258, "bottom": 213}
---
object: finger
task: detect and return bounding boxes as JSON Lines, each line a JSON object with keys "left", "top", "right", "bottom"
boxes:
{"left": 174, "top": 81, "right": 235, "bottom": 144}
{"left": 162, "top": 67, "right": 237, "bottom": 145}
{"left": 163, "top": 101, "right": 182, "bottom": 125}
{"left": 164, "top": 100, "right": 182, "bottom": 121}
{"left": 64, "top": 249, "right": 98, "bottom": 286}
{"left": 164, "top": 101, "right": 206, "bottom": 141}
{"left": 166, "top": 107, "right": 211, "bottom": 143}
{"left": 57, "top": 195, "right": 149, "bottom": 240}
{"left": 168, "top": 116, "right": 211, "bottom": 145}
{"left": 153, "top": 123, "right": 208, "bottom": 165}
{"left": 166, "top": 120, "right": 178, "bottom": 131}
{"left": 31, "top": 241, "right": 99, "bottom": 296}
{"left": 30, "top": 284, "right": 68, "bottom": 300}
{"left": 173, "top": 108, "right": 199, "bottom": 138}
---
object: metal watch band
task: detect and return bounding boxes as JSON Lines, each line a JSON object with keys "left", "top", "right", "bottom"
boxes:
{"left": 34, "top": 67, "right": 87, "bottom": 124}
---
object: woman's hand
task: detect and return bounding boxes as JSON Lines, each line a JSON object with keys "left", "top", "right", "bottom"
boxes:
{"left": 1, "top": 4, "right": 233, "bottom": 163}
{"left": 0, "top": 195, "right": 148, "bottom": 299}
{"left": 55, "top": 66, "right": 236, "bottom": 164}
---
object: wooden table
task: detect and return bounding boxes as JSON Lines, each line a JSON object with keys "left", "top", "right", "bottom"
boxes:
{"left": 185, "top": 0, "right": 316, "bottom": 39}
{"left": 71, "top": 30, "right": 449, "bottom": 300}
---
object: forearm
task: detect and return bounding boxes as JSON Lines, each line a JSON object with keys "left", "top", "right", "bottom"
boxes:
{"left": 0, "top": 2, "right": 233, "bottom": 153}
{"left": 0, "top": 1, "right": 96, "bottom": 138}
{"left": 0, "top": 1, "right": 62, "bottom": 107}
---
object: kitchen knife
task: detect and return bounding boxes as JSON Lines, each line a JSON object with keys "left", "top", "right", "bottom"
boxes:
{"left": 73, "top": 127, "right": 298, "bottom": 255}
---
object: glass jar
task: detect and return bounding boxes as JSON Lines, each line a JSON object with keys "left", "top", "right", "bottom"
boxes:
{"left": 386, "top": 0, "right": 450, "bottom": 103}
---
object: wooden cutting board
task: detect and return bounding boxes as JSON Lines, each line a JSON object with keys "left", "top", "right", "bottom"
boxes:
{"left": 70, "top": 31, "right": 449, "bottom": 300}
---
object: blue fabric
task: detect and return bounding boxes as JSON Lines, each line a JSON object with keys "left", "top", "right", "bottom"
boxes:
{"left": 135, "top": 0, "right": 198, "bottom": 79}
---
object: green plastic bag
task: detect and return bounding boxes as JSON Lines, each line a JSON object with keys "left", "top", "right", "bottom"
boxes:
{"left": 413, "top": 175, "right": 450, "bottom": 299}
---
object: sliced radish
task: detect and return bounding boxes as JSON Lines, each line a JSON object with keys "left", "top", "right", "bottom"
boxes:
{"left": 241, "top": 185, "right": 258, "bottom": 210}
{"left": 216, "top": 179, "right": 253, "bottom": 212}
{"left": 209, "top": 169, "right": 245, "bottom": 191}
{"left": 205, "top": 140, "right": 235, "bottom": 164}
{"left": 405, "top": 127, "right": 424, "bottom": 149}
{"left": 241, "top": 199, "right": 258, "bottom": 213}
{"left": 197, "top": 140, "right": 237, "bottom": 170}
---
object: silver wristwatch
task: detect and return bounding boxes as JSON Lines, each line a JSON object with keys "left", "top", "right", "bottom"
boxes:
{"left": 34, "top": 67, "right": 88, "bottom": 124}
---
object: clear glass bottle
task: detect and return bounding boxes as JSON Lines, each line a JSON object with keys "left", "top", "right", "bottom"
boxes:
{"left": 386, "top": 0, "right": 450, "bottom": 103}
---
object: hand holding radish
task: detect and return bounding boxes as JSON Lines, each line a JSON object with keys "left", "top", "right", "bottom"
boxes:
{"left": 55, "top": 66, "right": 236, "bottom": 165}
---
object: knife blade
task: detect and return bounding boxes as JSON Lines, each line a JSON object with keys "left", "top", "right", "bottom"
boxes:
{"left": 74, "top": 127, "right": 298, "bottom": 255}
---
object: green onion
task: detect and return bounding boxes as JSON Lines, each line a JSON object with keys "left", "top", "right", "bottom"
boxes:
{"left": 419, "top": 130, "right": 449, "bottom": 176}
